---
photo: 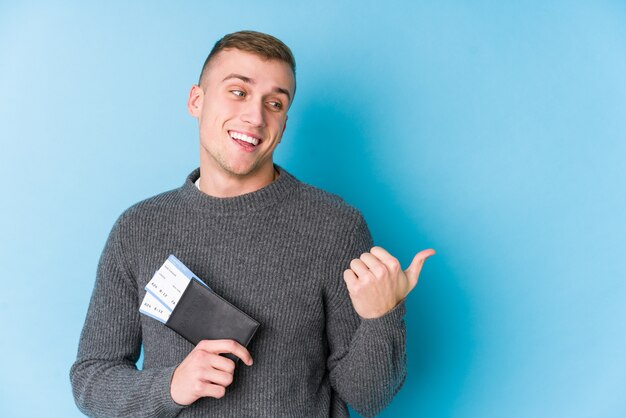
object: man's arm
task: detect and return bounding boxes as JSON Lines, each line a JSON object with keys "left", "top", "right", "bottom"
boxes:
{"left": 69, "top": 216, "right": 185, "bottom": 418}
{"left": 71, "top": 213, "right": 257, "bottom": 416}
{"left": 70, "top": 215, "right": 254, "bottom": 416}
{"left": 324, "top": 213, "right": 434, "bottom": 417}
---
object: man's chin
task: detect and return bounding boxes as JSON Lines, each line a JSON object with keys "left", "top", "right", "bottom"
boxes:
{"left": 222, "top": 158, "right": 276, "bottom": 178}
{"left": 220, "top": 162, "right": 264, "bottom": 178}
{"left": 223, "top": 165, "right": 256, "bottom": 177}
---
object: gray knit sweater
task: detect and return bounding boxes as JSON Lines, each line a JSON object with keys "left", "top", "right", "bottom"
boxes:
{"left": 70, "top": 167, "right": 407, "bottom": 418}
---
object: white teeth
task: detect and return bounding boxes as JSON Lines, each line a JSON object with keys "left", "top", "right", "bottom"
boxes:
{"left": 230, "top": 131, "right": 259, "bottom": 146}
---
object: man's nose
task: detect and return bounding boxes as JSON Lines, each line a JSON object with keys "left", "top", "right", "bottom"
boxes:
{"left": 240, "top": 99, "right": 266, "bottom": 127}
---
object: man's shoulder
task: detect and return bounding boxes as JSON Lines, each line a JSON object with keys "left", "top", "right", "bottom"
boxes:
{"left": 115, "top": 186, "right": 184, "bottom": 227}
{"left": 288, "top": 174, "right": 364, "bottom": 224}
{"left": 285, "top": 173, "right": 372, "bottom": 252}
{"left": 295, "top": 181, "right": 356, "bottom": 209}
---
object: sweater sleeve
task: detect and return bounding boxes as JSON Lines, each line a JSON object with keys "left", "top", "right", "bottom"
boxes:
{"left": 324, "top": 213, "right": 407, "bottom": 418}
{"left": 69, "top": 215, "right": 185, "bottom": 418}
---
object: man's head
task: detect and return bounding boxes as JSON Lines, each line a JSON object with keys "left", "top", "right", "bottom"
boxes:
{"left": 198, "top": 30, "right": 296, "bottom": 96}
{"left": 188, "top": 31, "right": 296, "bottom": 193}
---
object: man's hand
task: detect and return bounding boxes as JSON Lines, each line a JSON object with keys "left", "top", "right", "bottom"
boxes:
{"left": 170, "top": 339, "right": 253, "bottom": 406}
{"left": 343, "top": 246, "right": 436, "bottom": 319}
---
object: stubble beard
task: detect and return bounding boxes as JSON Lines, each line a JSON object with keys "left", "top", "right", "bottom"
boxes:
{"left": 206, "top": 145, "right": 266, "bottom": 179}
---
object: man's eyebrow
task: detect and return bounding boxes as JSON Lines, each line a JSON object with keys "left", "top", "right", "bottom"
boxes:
{"left": 222, "top": 73, "right": 254, "bottom": 84}
{"left": 222, "top": 73, "right": 291, "bottom": 103}
{"left": 272, "top": 87, "right": 291, "bottom": 103}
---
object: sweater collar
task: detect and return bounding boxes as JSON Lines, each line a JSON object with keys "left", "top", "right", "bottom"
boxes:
{"left": 179, "top": 165, "right": 298, "bottom": 215}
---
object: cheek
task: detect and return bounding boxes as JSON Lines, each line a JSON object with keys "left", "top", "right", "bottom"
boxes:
{"left": 202, "top": 95, "right": 235, "bottom": 117}
{"left": 200, "top": 105, "right": 233, "bottom": 133}
{"left": 269, "top": 115, "right": 288, "bottom": 135}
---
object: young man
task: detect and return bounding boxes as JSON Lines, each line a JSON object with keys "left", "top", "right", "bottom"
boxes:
{"left": 70, "top": 31, "right": 434, "bottom": 417}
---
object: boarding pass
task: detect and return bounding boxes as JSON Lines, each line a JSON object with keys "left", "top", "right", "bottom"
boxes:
{"left": 139, "top": 255, "right": 211, "bottom": 323}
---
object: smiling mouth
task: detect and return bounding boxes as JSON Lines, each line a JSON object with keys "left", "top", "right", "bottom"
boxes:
{"left": 229, "top": 130, "right": 261, "bottom": 146}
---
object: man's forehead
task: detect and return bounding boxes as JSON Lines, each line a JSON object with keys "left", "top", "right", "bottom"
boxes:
{"left": 204, "top": 49, "right": 295, "bottom": 91}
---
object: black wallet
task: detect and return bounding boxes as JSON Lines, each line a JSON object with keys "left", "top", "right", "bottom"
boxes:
{"left": 165, "top": 279, "right": 260, "bottom": 361}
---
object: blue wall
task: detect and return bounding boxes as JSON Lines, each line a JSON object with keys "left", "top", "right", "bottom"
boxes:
{"left": 1, "top": 1, "right": 625, "bottom": 416}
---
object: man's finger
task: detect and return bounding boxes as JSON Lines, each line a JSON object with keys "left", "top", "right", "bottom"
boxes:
{"left": 404, "top": 249, "right": 436, "bottom": 289}
{"left": 359, "top": 252, "right": 385, "bottom": 272}
{"left": 204, "top": 352, "right": 237, "bottom": 374}
{"left": 343, "top": 269, "right": 358, "bottom": 288}
{"left": 199, "top": 368, "right": 234, "bottom": 387}
{"left": 349, "top": 258, "right": 371, "bottom": 279}
{"left": 195, "top": 339, "right": 254, "bottom": 366}
{"left": 369, "top": 246, "right": 398, "bottom": 269}
{"left": 196, "top": 382, "right": 227, "bottom": 399}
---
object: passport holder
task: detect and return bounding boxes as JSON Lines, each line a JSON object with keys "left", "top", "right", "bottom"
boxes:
{"left": 165, "top": 278, "right": 260, "bottom": 361}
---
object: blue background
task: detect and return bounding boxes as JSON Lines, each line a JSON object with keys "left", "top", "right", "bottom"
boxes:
{"left": 1, "top": 1, "right": 625, "bottom": 417}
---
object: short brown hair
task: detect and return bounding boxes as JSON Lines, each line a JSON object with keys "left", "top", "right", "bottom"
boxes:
{"left": 198, "top": 30, "right": 296, "bottom": 88}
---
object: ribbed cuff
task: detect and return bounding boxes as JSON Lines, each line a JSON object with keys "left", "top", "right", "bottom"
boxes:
{"left": 149, "top": 365, "right": 187, "bottom": 417}
{"left": 359, "top": 300, "right": 406, "bottom": 334}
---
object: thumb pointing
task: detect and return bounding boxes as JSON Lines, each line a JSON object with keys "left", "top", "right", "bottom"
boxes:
{"left": 404, "top": 249, "right": 436, "bottom": 291}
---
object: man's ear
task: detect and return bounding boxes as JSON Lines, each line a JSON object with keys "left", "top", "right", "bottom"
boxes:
{"left": 187, "top": 85, "right": 203, "bottom": 117}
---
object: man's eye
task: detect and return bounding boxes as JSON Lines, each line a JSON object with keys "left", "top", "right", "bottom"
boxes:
{"left": 268, "top": 101, "right": 282, "bottom": 110}
{"left": 231, "top": 90, "right": 245, "bottom": 97}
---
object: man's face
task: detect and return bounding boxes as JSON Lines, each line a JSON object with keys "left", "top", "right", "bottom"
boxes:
{"left": 188, "top": 48, "right": 295, "bottom": 180}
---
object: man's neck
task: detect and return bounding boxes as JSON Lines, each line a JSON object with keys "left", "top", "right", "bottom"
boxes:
{"left": 198, "top": 164, "right": 279, "bottom": 198}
